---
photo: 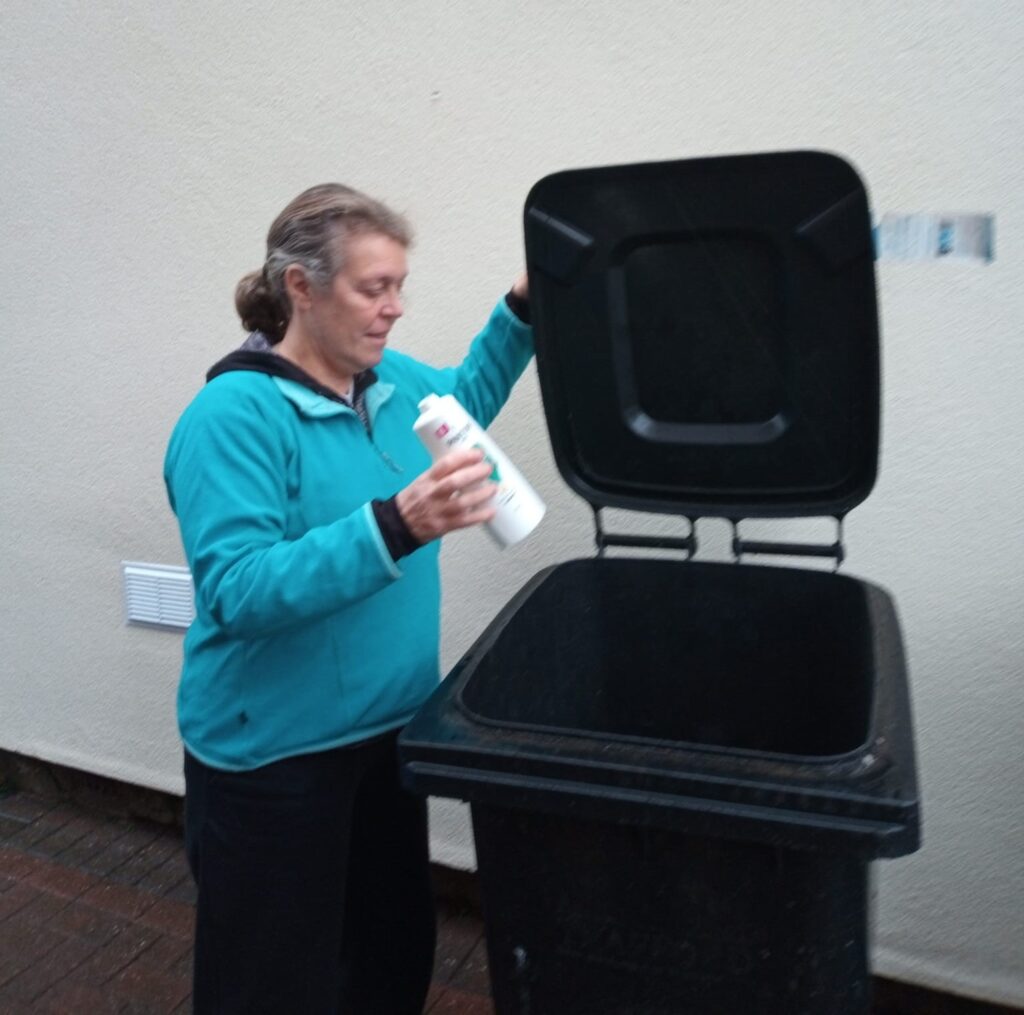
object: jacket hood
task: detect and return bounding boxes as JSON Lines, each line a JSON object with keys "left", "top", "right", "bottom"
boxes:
{"left": 206, "top": 335, "right": 376, "bottom": 405}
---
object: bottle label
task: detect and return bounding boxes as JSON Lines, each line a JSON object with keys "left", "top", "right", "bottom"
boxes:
{"left": 440, "top": 421, "right": 472, "bottom": 449}
{"left": 473, "top": 444, "right": 501, "bottom": 484}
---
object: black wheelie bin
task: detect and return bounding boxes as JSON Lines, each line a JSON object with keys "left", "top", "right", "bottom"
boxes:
{"left": 400, "top": 151, "right": 920, "bottom": 1015}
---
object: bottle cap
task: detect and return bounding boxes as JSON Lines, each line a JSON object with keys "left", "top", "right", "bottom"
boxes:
{"left": 418, "top": 394, "right": 441, "bottom": 413}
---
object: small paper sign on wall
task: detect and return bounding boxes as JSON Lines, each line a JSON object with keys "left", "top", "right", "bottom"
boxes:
{"left": 874, "top": 214, "right": 995, "bottom": 263}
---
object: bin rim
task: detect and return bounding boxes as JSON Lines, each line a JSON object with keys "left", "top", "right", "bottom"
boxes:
{"left": 454, "top": 557, "right": 893, "bottom": 774}
{"left": 398, "top": 557, "right": 920, "bottom": 857}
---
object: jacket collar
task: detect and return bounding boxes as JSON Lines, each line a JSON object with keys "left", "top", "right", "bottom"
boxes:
{"left": 272, "top": 376, "right": 395, "bottom": 421}
{"left": 207, "top": 345, "right": 391, "bottom": 421}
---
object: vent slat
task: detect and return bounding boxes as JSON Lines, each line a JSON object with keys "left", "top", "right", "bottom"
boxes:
{"left": 122, "top": 562, "right": 195, "bottom": 630}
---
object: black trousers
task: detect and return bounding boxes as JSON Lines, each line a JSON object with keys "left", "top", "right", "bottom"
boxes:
{"left": 184, "top": 732, "right": 436, "bottom": 1014}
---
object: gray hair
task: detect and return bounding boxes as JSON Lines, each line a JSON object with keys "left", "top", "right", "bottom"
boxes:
{"left": 235, "top": 184, "right": 412, "bottom": 342}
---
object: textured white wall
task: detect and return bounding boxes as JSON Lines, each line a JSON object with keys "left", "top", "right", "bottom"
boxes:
{"left": 2, "top": 0, "right": 1021, "bottom": 1004}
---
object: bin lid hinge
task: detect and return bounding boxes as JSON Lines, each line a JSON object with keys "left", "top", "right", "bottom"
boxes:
{"left": 730, "top": 517, "right": 846, "bottom": 570}
{"left": 592, "top": 506, "right": 698, "bottom": 559}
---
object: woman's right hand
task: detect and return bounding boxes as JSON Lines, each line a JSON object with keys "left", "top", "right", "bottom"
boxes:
{"left": 395, "top": 449, "right": 497, "bottom": 543}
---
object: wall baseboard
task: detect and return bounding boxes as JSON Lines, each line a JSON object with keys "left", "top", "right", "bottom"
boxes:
{"left": 0, "top": 748, "right": 184, "bottom": 828}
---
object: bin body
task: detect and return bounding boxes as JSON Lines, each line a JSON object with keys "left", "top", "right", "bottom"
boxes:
{"left": 474, "top": 806, "right": 867, "bottom": 1015}
{"left": 402, "top": 559, "right": 918, "bottom": 1015}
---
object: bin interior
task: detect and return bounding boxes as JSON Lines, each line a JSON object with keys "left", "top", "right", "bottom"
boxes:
{"left": 459, "top": 559, "right": 875, "bottom": 760}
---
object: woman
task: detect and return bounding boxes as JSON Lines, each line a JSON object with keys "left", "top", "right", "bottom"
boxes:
{"left": 164, "top": 183, "right": 534, "bottom": 1013}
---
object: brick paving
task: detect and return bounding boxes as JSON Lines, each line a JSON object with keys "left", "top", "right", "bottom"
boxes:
{"left": 0, "top": 789, "right": 494, "bottom": 1014}
{"left": 3, "top": 787, "right": 1021, "bottom": 1014}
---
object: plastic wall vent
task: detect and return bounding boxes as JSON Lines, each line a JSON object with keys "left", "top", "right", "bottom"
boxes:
{"left": 122, "top": 562, "right": 195, "bottom": 630}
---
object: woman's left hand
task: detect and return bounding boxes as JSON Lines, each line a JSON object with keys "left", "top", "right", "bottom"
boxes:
{"left": 511, "top": 272, "right": 528, "bottom": 300}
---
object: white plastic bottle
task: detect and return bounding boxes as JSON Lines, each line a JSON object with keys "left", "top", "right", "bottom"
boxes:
{"left": 413, "top": 393, "right": 546, "bottom": 548}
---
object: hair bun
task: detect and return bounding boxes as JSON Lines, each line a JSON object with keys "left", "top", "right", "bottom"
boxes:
{"left": 235, "top": 268, "right": 285, "bottom": 342}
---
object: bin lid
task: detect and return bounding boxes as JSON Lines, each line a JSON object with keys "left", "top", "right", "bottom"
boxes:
{"left": 524, "top": 150, "right": 880, "bottom": 519}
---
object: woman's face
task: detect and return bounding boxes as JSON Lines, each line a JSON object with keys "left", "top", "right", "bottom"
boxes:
{"left": 307, "top": 231, "right": 408, "bottom": 382}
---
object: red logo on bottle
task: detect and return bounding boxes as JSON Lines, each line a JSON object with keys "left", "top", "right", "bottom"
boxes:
{"left": 435, "top": 423, "right": 450, "bottom": 438}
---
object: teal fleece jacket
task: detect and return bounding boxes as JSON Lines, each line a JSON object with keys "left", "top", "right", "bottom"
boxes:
{"left": 164, "top": 299, "right": 534, "bottom": 770}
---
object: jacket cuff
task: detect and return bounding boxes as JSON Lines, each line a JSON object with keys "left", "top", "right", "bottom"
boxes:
{"left": 504, "top": 289, "right": 531, "bottom": 324}
{"left": 371, "top": 496, "right": 423, "bottom": 562}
